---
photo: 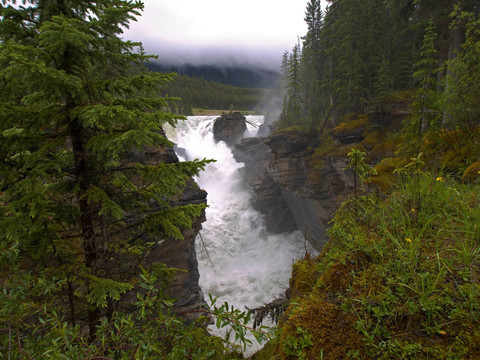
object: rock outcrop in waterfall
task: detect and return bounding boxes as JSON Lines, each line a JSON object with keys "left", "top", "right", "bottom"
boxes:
{"left": 213, "top": 112, "right": 247, "bottom": 146}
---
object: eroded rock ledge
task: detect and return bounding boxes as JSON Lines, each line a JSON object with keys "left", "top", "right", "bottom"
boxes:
{"left": 140, "top": 142, "right": 208, "bottom": 321}
{"left": 233, "top": 137, "right": 297, "bottom": 234}
{"left": 235, "top": 109, "right": 407, "bottom": 249}
{"left": 234, "top": 130, "right": 354, "bottom": 250}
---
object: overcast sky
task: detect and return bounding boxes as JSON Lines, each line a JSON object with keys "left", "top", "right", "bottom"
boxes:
{"left": 123, "top": 0, "right": 320, "bottom": 69}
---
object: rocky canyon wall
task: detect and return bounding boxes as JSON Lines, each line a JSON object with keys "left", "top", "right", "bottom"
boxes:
{"left": 234, "top": 130, "right": 354, "bottom": 249}
{"left": 137, "top": 141, "right": 208, "bottom": 321}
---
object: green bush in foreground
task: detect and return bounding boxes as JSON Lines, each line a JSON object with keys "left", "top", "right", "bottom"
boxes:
{"left": 277, "top": 166, "right": 480, "bottom": 359}
{"left": 0, "top": 261, "right": 267, "bottom": 359}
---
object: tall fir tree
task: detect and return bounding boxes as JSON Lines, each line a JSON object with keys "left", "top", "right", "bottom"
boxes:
{"left": 409, "top": 21, "right": 441, "bottom": 144}
{"left": 302, "top": 0, "right": 324, "bottom": 129}
{"left": 0, "top": 0, "right": 211, "bottom": 346}
{"left": 281, "top": 44, "right": 303, "bottom": 125}
{"left": 443, "top": 6, "right": 480, "bottom": 133}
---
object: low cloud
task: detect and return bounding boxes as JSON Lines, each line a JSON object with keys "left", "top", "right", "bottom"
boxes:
{"left": 135, "top": 38, "right": 285, "bottom": 71}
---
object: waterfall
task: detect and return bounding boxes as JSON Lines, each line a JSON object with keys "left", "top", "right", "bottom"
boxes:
{"left": 165, "top": 115, "right": 304, "bottom": 352}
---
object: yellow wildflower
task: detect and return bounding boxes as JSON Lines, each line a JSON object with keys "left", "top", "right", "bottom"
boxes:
{"left": 436, "top": 176, "right": 444, "bottom": 182}
{"left": 411, "top": 208, "right": 416, "bottom": 213}
{"left": 405, "top": 238, "right": 412, "bottom": 243}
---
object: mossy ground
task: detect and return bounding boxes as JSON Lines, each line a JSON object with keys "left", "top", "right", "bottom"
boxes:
{"left": 274, "top": 172, "right": 480, "bottom": 359}
{"left": 333, "top": 114, "right": 370, "bottom": 135}
{"left": 306, "top": 111, "right": 400, "bottom": 188}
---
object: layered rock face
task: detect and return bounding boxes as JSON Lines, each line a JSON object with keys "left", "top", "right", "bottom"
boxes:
{"left": 139, "top": 142, "right": 208, "bottom": 321}
{"left": 145, "top": 178, "right": 207, "bottom": 321}
{"left": 233, "top": 138, "right": 297, "bottom": 234}
{"left": 213, "top": 112, "right": 247, "bottom": 146}
{"left": 266, "top": 132, "right": 352, "bottom": 249}
{"left": 236, "top": 109, "right": 407, "bottom": 249}
{"left": 235, "top": 130, "right": 354, "bottom": 250}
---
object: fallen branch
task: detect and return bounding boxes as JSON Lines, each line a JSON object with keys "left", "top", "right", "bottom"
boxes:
{"left": 247, "top": 297, "right": 289, "bottom": 329}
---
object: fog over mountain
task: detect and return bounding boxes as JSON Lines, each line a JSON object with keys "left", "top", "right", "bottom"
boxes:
{"left": 143, "top": 40, "right": 285, "bottom": 69}
{"left": 139, "top": 41, "right": 282, "bottom": 88}
{"left": 122, "top": 0, "right": 311, "bottom": 81}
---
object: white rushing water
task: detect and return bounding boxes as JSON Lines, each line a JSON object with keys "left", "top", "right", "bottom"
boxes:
{"left": 165, "top": 115, "right": 304, "bottom": 352}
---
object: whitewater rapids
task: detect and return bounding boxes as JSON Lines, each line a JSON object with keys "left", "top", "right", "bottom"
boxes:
{"left": 165, "top": 115, "right": 304, "bottom": 352}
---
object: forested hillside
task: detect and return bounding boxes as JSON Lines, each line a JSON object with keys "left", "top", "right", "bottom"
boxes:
{"left": 280, "top": 0, "right": 479, "bottom": 129}
{"left": 148, "top": 62, "right": 279, "bottom": 89}
{"left": 156, "top": 74, "right": 270, "bottom": 114}
{"left": 260, "top": 0, "right": 480, "bottom": 359}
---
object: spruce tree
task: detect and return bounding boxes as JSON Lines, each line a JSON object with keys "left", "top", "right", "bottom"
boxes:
{"left": 409, "top": 21, "right": 441, "bottom": 142}
{"left": 444, "top": 7, "right": 480, "bottom": 133}
{"left": 282, "top": 44, "right": 303, "bottom": 125}
{"left": 0, "top": 0, "right": 210, "bottom": 344}
{"left": 302, "top": 0, "right": 323, "bottom": 129}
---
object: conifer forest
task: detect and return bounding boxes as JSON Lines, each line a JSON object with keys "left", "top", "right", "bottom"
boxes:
{"left": 1, "top": 0, "right": 480, "bottom": 359}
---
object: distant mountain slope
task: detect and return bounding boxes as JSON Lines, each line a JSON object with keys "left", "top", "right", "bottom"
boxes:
{"left": 147, "top": 61, "right": 279, "bottom": 89}
{"left": 156, "top": 73, "right": 271, "bottom": 114}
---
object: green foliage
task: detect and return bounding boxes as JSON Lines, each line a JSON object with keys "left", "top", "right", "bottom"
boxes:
{"left": 0, "top": 268, "right": 257, "bottom": 359}
{"left": 209, "top": 295, "right": 270, "bottom": 351}
{"left": 401, "top": 21, "right": 442, "bottom": 154}
{"left": 0, "top": 1, "right": 252, "bottom": 358}
{"left": 273, "top": 3, "right": 480, "bottom": 358}
{"left": 277, "top": 168, "right": 480, "bottom": 358}
{"left": 443, "top": 7, "right": 480, "bottom": 133}
{"left": 281, "top": 44, "right": 304, "bottom": 126}
{"left": 345, "top": 148, "right": 377, "bottom": 203}
{"left": 346, "top": 148, "right": 377, "bottom": 183}
{"left": 282, "top": 326, "right": 313, "bottom": 360}
{"left": 278, "top": 0, "right": 480, "bottom": 132}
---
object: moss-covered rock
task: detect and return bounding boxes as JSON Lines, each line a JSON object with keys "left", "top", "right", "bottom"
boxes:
{"left": 333, "top": 114, "right": 370, "bottom": 135}
{"left": 462, "top": 160, "right": 480, "bottom": 182}
{"left": 369, "top": 157, "right": 408, "bottom": 191}
{"left": 288, "top": 256, "right": 319, "bottom": 298}
{"left": 333, "top": 114, "right": 370, "bottom": 145}
{"left": 277, "top": 292, "right": 366, "bottom": 359}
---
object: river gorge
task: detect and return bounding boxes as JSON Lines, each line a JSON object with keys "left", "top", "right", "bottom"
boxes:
{"left": 165, "top": 115, "right": 306, "bottom": 351}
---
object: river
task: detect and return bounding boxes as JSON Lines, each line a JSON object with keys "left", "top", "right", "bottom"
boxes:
{"left": 165, "top": 115, "right": 304, "bottom": 353}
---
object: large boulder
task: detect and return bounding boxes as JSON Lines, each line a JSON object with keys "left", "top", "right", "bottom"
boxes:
{"left": 213, "top": 112, "right": 247, "bottom": 146}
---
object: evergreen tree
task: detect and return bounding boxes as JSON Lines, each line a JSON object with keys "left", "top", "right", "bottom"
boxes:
{"left": 409, "top": 21, "right": 441, "bottom": 143}
{"left": 443, "top": 7, "right": 480, "bottom": 133}
{"left": 282, "top": 44, "right": 303, "bottom": 125}
{"left": 302, "top": 0, "right": 324, "bottom": 129}
{"left": 0, "top": 0, "right": 211, "bottom": 346}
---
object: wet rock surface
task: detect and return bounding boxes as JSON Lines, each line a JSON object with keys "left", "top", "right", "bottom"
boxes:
{"left": 213, "top": 112, "right": 247, "bottom": 146}
{"left": 233, "top": 138, "right": 297, "bottom": 234}
{"left": 236, "top": 130, "right": 353, "bottom": 249}
{"left": 140, "top": 142, "right": 208, "bottom": 321}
